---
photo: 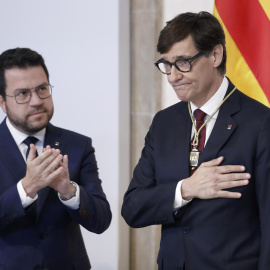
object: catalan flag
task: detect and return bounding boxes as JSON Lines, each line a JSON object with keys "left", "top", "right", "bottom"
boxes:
{"left": 214, "top": 0, "right": 270, "bottom": 106}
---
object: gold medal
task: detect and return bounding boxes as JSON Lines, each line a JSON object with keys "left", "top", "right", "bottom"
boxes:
{"left": 190, "top": 148, "right": 200, "bottom": 169}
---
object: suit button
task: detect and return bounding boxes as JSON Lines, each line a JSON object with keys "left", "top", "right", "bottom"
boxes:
{"left": 183, "top": 226, "right": 190, "bottom": 234}
{"left": 33, "top": 264, "right": 40, "bottom": 270}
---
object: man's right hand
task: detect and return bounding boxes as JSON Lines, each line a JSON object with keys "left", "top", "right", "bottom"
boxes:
{"left": 181, "top": 156, "right": 250, "bottom": 201}
{"left": 22, "top": 144, "right": 64, "bottom": 198}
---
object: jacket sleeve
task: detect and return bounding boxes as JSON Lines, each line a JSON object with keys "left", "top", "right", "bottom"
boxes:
{"left": 0, "top": 184, "right": 33, "bottom": 230}
{"left": 64, "top": 137, "right": 112, "bottom": 234}
{"left": 254, "top": 111, "right": 270, "bottom": 268}
{"left": 121, "top": 112, "right": 180, "bottom": 228}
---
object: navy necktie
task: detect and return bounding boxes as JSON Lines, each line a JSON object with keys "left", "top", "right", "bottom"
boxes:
{"left": 23, "top": 136, "right": 39, "bottom": 160}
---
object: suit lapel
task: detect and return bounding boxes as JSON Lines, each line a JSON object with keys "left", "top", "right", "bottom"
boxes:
{"left": 172, "top": 102, "right": 193, "bottom": 179}
{"left": 179, "top": 102, "right": 193, "bottom": 177}
{"left": 0, "top": 119, "right": 26, "bottom": 182}
{"left": 199, "top": 81, "right": 240, "bottom": 164}
{"left": 43, "top": 123, "right": 63, "bottom": 151}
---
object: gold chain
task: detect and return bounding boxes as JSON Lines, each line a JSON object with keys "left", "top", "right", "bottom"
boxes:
{"left": 188, "top": 86, "right": 237, "bottom": 148}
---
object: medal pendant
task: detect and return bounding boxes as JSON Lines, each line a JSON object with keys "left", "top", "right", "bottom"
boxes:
{"left": 190, "top": 148, "right": 200, "bottom": 168}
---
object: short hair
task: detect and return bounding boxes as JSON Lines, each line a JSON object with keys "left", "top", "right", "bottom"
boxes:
{"left": 0, "top": 48, "right": 49, "bottom": 99}
{"left": 157, "top": 11, "right": 226, "bottom": 74}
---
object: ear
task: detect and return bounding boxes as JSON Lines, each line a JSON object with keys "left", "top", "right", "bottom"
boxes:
{"left": 0, "top": 95, "right": 7, "bottom": 114}
{"left": 212, "top": 44, "right": 223, "bottom": 68}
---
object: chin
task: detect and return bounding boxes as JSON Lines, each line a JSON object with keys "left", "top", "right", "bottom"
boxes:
{"left": 25, "top": 116, "right": 52, "bottom": 134}
{"left": 174, "top": 90, "right": 190, "bottom": 101}
{"left": 24, "top": 124, "right": 47, "bottom": 134}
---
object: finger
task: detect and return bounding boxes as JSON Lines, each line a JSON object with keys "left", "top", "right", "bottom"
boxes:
{"left": 35, "top": 149, "right": 60, "bottom": 167}
{"left": 27, "top": 144, "right": 37, "bottom": 162}
{"left": 63, "top": 155, "right": 68, "bottom": 170}
{"left": 216, "top": 190, "right": 242, "bottom": 199}
{"left": 219, "top": 172, "right": 251, "bottom": 182}
{"left": 42, "top": 145, "right": 53, "bottom": 153}
{"left": 44, "top": 154, "right": 63, "bottom": 173}
{"left": 218, "top": 179, "right": 249, "bottom": 190}
{"left": 201, "top": 156, "right": 224, "bottom": 168}
{"left": 45, "top": 145, "right": 51, "bottom": 150}
{"left": 47, "top": 165, "right": 64, "bottom": 181}
{"left": 217, "top": 165, "right": 246, "bottom": 174}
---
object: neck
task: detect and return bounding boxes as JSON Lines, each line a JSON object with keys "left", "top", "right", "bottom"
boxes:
{"left": 192, "top": 75, "right": 224, "bottom": 108}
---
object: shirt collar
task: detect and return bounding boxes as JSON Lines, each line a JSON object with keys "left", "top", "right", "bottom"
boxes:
{"left": 6, "top": 117, "right": 46, "bottom": 147}
{"left": 190, "top": 76, "right": 229, "bottom": 119}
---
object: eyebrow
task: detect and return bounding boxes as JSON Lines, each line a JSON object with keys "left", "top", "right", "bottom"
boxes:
{"left": 157, "top": 57, "right": 167, "bottom": 62}
{"left": 158, "top": 55, "right": 192, "bottom": 62}
{"left": 13, "top": 82, "right": 49, "bottom": 94}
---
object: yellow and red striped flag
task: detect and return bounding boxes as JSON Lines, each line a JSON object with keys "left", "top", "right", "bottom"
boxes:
{"left": 214, "top": 0, "right": 270, "bottom": 106}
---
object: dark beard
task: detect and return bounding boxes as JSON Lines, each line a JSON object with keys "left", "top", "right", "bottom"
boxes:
{"left": 6, "top": 106, "right": 54, "bottom": 135}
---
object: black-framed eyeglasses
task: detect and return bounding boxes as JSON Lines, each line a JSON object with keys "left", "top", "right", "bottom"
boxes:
{"left": 154, "top": 52, "right": 204, "bottom": 75}
{"left": 6, "top": 83, "right": 53, "bottom": 104}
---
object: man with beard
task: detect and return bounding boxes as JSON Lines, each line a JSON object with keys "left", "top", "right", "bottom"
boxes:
{"left": 0, "top": 48, "right": 111, "bottom": 270}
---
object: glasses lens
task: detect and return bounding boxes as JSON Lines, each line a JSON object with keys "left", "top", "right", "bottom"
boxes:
{"left": 176, "top": 59, "right": 191, "bottom": 72}
{"left": 15, "top": 85, "right": 52, "bottom": 104}
{"left": 36, "top": 85, "right": 52, "bottom": 99}
{"left": 15, "top": 89, "right": 31, "bottom": 104}
{"left": 157, "top": 62, "right": 171, "bottom": 74}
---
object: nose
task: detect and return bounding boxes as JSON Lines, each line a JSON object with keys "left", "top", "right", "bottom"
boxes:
{"left": 168, "top": 65, "right": 183, "bottom": 84}
{"left": 29, "top": 91, "right": 44, "bottom": 106}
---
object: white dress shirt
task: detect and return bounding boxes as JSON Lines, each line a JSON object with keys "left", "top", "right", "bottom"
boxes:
{"left": 6, "top": 118, "right": 80, "bottom": 210}
{"left": 173, "top": 77, "right": 229, "bottom": 209}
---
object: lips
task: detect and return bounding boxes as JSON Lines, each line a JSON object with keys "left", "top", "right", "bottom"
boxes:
{"left": 29, "top": 110, "right": 46, "bottom": 117}
{"left": 172, "top": 83, "right": 190, "bottom": 90}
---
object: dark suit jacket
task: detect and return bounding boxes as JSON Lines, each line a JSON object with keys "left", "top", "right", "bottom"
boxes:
{"left": 0, "top": 120, "right": 112, "bottom": 270}
{"left": 122, "top": 79, "right": 270, "bottom": 270}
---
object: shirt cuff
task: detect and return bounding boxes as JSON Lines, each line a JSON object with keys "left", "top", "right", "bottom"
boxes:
{"left": 173, "top": 180, "right": 192, "bottom": 210}
{"left": 58, "top": 182, "right": 80, "bottom": 210}
{"left": 17, "top": 180, "right": 38, "bottom": 208}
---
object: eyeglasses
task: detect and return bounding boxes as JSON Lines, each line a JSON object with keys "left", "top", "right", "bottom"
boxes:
{"left": 6, "top": 83, "right": 53, "bottom": 104}
{"left": 154, "top": 52, "right": 204, "bottom": 75}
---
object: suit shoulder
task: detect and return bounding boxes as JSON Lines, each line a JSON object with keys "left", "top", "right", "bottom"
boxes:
{"left": 47, "top": 124, "right": 92, "bottom": 143}
{"left": 149, "top": 101, "right": 189, "bottom": 133}
{"left": 162, "top": 101, "right": 186, "bottom": 112}
{"left": 236, "top": 90, "right": 270, "bottom": 114}
{"left": 154, "top": 101, "right": 187, "bottom": 119}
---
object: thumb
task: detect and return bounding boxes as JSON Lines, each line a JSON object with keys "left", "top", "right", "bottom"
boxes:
{"left": 27, "top": 144, "right": 37, "bottom": 162}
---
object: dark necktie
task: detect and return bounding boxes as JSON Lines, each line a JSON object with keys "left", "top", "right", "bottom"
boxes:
{"left": 193, "top": 109, "right": 207, "bottom": 153}
{"left": 23, "top": 136, "right": 39, "bottom": 160}
{"left": 190, "top": 109, "right": 207, "bottom": 175}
